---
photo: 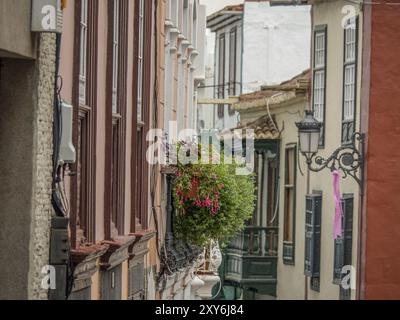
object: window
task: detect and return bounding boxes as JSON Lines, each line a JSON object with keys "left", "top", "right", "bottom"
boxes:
{"left": 73, "top": 0, "right": 98, "bottom": 247}
{"left": 76, "top": 110, "right": 92, "bottom": 244}
{"left": 79, "top": 0, "right": 88, "bottom": 105}
{"left": 305, "top": 193, "right": 322, "bottom": 291}
{"left": 105, "top": 0, "right": 128, "bottom": 238}
{"left": 228, "top": 28, "right": 237, "bottom": 116}
{"left": 112, "top": 0, "right": 119, "bottom": 113}
{"left": 137, "top": 0, "right": 144, "bottom": 122}
{"left": 228, "top": 28, "right": 237, "bottom": 97}
{"left": 312, "top": 26, "right": 327, "bottom": 147}
{"left": 283, "top": 145, "right": 297, "bottom": 264}
{"left": 192, "top": 3, "right": 197, "bottom": 48}
{"left": 333, "top": 195, "right": 354, "bottom": 300}
{"left": 171, "top": 0, "right": 178, "bottom": 26}
{"left": 217, "top": 33, "right": 225, "bottom": 118}
{"left": 183, "top": 0, "right": 189, "bottom": 38}
{"left": 253, "top": 147, "right": 279, "bottom": 256}
{"left": 342, "top": 17, "right": 358, "bottom": 145}
{"left": 131, "top": 0, "right": 152, "bottom": 232}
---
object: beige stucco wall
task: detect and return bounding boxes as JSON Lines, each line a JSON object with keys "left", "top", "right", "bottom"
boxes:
{"left": 275, "top": 97, "right": 309, "bottom": 300}
{"left": 277, "top": 0, "right": 363, "bottom": 300}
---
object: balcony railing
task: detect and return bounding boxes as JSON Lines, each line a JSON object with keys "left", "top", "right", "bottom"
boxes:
{"left": 227, "top": 226, "right": 278, "bottom": 257}
{"left": 159, "top": 171, "right": 202, "bottom": 277}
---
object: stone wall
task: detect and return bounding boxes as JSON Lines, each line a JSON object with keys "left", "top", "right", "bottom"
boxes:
{"left": 28, "top": 33, "right": 57, "bottom": 300}
{"left": 0, "top": 31, "right": 56, "bottom": 299}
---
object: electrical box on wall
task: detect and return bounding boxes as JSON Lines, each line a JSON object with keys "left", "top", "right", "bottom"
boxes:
{"left": 31, "top": 0, "right": 63, "bottom": 33}
{"left": 58, "top": 101, "right": 76, "bottom": 165}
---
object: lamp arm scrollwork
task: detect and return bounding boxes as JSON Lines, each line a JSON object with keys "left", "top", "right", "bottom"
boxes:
{"left": 306, "top": 133, "right": 365, "bottom": 190}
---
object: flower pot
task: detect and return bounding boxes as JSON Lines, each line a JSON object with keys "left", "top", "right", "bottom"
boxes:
{"left": 196, "top": 272, "right": 220, "bottom": 300}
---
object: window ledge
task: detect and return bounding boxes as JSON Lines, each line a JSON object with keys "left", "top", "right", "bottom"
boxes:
{"left": 70, "top": 244, "right": 109, "bottom": 288}
{"left": 128, "top": 230, "right": 156, "bottom": 263}
{"left": 99, "top": 236, "right": 137, "bottom": 271}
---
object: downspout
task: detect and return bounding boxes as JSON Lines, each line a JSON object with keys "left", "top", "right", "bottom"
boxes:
{"left": 304, "top": 3, "right": 314, "bottom": 301}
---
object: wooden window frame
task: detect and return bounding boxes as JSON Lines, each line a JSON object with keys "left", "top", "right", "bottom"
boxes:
{"left": 228, "top": 27, "right": 237, "bottom": 116}
{"left": 104, "top": 0, "right": 129, "bottom": 239}
{"left": 341, "top": 17, "right": 359, "bottom": 145}
{"left": 217, "top": 33, "right": 225, "bottom": 118}
{"left": 137, "top": 0, "right": 145, "bottom": 123}
{"left": 183, "top": 0, "right": 189, "bottom": 37}
{"left": 130, "top": 0, "right": 153, "bottom": 233}
{"left": 312, "top": 25, "right": 327, "bottom": 148}
{"left": 228, "top": 27, "right": 237, "bottom": 97}
{"left": 171, "top": 0, "right": 178, "bottom": 26}
{"left": 79, "top": 0, "right": 88, "bottom": 106}
{"left": 283, "top": 144, "right": 297, "bottom": 265}
{"left": 71, "top": 0, "right": 98, "bottom": 248}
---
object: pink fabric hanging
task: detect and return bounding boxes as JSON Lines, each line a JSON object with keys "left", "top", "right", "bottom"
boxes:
{"left": 332, "top": 170, "right": 343, "bottom": 239}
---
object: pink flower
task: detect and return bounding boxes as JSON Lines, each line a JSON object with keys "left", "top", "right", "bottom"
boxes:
{"left": 203, "top": 197, "right": 212, "bottom": 208}
{"left": 211, "top": 207, "right": 219, "bottom": 215}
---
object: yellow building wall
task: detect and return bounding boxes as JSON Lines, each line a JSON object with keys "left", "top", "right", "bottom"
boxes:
{"left": 277, "top": 0, "right": 363, "bottom": 300}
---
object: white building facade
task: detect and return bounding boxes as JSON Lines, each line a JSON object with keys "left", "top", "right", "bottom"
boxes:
{"left": 199, "top": 0, "right": 311, "bottom": 131}
{"left": 164, "top": 0, "right": 206, "bottom": 135}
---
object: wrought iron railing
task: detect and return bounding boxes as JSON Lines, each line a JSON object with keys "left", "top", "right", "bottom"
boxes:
{"left": 159, "top": 172, "right": 202, "bottom": 276}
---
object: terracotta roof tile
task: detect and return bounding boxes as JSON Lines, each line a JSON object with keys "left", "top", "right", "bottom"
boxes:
{"left": 239, "top": 69, "right": 311, "bottom": 103}
{"left": 219, "top": 115, "right": 280, "bottom": 140}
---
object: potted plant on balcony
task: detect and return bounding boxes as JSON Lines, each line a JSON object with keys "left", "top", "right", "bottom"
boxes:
{"left": 171, "top": 141, "right": 255, "bottom": 298}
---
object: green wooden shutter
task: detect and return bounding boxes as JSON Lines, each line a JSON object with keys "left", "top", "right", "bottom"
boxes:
{"left": 340, "top": 195, "right": 354, "bottom": 300}
{"left": 333, "top": 202, "right": 345, "bottom": 284}
{"left": 333, "top": 237, "right": 344, "bottom": 284}
{"left": 304, "top": 194, "right": 322, "bottom": 277}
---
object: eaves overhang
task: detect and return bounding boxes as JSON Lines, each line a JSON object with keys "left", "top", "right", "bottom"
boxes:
{"left": 207, "top": 5, "right": 243, "bottom": 32}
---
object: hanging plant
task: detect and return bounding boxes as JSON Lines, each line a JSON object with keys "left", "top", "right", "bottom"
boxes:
{"left": 172, "top": 142, "right": 255, "bottom": 247}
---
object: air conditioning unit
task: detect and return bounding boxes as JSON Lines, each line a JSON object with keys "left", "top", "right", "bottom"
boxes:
{"left": 58, "top": 101, "right": 76, "bottom": 165}
{"left": 31, "top": 0, "right": 63, "bottom": 33}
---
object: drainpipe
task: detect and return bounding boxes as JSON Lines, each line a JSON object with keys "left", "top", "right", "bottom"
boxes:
{"left": 304, "top": 167, "right": 310, "bottom": 301}
{"left": 304, "top": 2, "right": 314, "bottom": 302}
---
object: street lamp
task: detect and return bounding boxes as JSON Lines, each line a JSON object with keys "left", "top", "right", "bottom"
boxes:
{"left": 296, "top": 110, "right": 365, "bottom": 189}
{"left": 295, "top": 110, "right": 322, "bottom": 164}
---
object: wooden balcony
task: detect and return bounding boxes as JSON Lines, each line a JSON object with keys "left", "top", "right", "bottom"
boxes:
{"left": 223, "top": 226, "right": 278, "bottom": 297}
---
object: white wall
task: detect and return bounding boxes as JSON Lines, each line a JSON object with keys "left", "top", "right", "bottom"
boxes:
{"left": 164, "top": 0, "right": 206, "bottom": 133}
{"left": 242, "top": 2, "right": 311, "bottom": 93}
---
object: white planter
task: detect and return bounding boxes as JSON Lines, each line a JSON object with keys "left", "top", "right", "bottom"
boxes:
{"left": 196, "top": 273, "right": 220, "bottom": 300}
{"left": 190, "top": 275, "right": 205, "bottom": 300}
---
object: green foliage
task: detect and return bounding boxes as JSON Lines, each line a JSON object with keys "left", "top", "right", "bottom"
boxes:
{"left": 172, "top": 143, "right": 255, "bottom": 247}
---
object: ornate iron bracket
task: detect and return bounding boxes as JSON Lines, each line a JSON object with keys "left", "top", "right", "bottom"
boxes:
{"left": 306, "top": 133, "right": 365, "bottom": 191}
